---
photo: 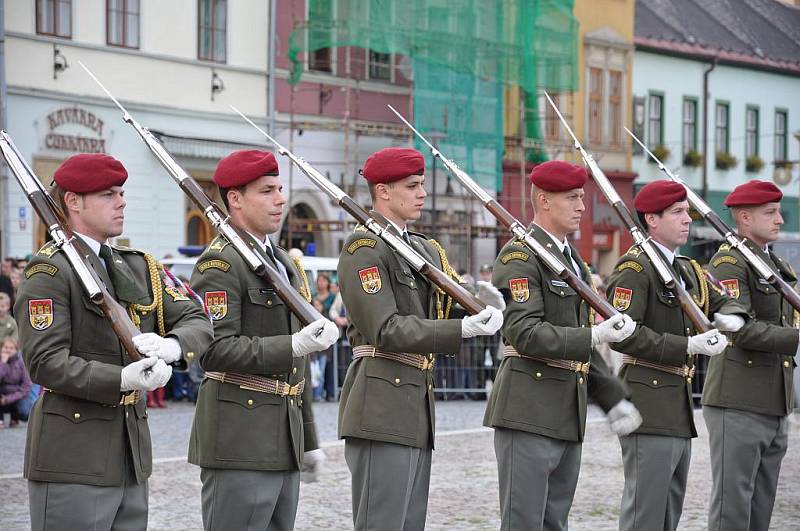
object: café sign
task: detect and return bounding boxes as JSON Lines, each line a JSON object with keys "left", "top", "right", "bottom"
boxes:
{"left": 44, "top": 106, "right": 107, "bottom": 153}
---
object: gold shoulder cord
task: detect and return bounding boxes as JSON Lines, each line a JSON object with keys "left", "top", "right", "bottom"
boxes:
{"left": 689, "top": 259, "right": 710, "bottom": 316}
{"left": 427, "top": 238, "right": 460, "bottom": 320}
{"left": 127, "top": 254, "right": 166, "bottom": 336}
{"left": 291, "top": 256, "right": 313, "bottom": 303}
{"left": 585, "top": 265, "right": 597, "bottom": 327}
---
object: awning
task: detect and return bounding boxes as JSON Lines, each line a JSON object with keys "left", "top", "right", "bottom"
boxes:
{"left": 150, "top": 130, "right": 268, "bottom": 160}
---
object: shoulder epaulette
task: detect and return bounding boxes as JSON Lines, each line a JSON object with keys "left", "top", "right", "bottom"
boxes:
{"left": 110, "top": 243, "right": 143, "bottom": 255}
{"left": 207, "top": 236, "right": 230, "bottom": 253}
{"left": 36, "top": 241, "right": 61, "bottom": 258}
{"left": 624, "top": 245, "right": 643, "bottom": 258}
{"left": 353, "top": 224, "right": 369, "bottom": 233}
{"left": 718, "top": 243, "right": 732, "bottom": 252}
{"left": 408, "top": 229, "right": 428, "bottom": 239}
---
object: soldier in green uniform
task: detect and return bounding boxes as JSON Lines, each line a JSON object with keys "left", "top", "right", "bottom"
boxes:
{"left": 605, "top": 180, "right": 749, "bottom": 531}
{"left": 337, "top": 147, "right": 504, "bottom": 530}
{"left": 15, "top": 153, "right": 213, "bottom": 531}
{"left": 484, "top": 160, "right": 640, "bottom": 530}
{"left": 188, "top": 150, "right": 339, "bottom": 531}
{"left": 703, "top": 180, "right": 798, "bottom": 531}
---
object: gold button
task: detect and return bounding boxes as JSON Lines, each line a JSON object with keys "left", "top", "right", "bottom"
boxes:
{"left": 185, "top": 351, "right": 194, "bottom": 360}
{"left": 578, "top": 377, "right": 584, "bottom": 384}
{"left": 290, "top": 399, "right": 294, "bottom": 406}
{"left": 535, "top": 372, "right": 542, "bottom": 378}
{"left": 247, "top": 399, "right": 254, "bottom": 406}
{"left": 687, "top": 377, "right": 692, "bottom": 384}
{"left": 267, "top": 300, "right": 272, "bottom": 306}
{"left": 747, "top": 360, "right": 753, "bottom": 366}
{"left": 428, "top": 384, "right": 432, "bottom": 390}
{"left": 395, "top": 378, "right": 401, "bottom": 384}
{"left": 293, "top": 367, "right": 297, "bottom": 374}
{"left": 560, "top": 290, "right": 565, "bottom": 296}
{"left": 73, "top": 413, "right": 81, "bottom": 420}
{"left": 784, "top": 361, "right": 790, "bottom": 368}
{"left": 652, "top": 379, "right": 658, "bottom": 385}
{"left": 686, "top": 328, "right": 691, "bottom": 334}
{"left": 125, "top": 411, "right": 129, "bottom": 418}
{"left": 410, "top": 282, "right": 415, "bottom": 288}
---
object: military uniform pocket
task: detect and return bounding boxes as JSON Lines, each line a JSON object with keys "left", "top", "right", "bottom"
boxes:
{"left": 214, "top": 382, "right": 282, "bottom": 462}
{"left": 35, "top": 393, "right": 116, "bottom": 476}
{"left": 361, "top": 360, "right": 422, "bottom": 438}
{"left": 626, "top": 368, "right": 683, "bottom": 428}
{"left": 503, "top": 361, "right": 570, "bottom": 429}
{"left": 720, "top": 348, "right": 775, "bottom": 405}
{"left": 244, "top": 288, "right": 289, "bottom": 336}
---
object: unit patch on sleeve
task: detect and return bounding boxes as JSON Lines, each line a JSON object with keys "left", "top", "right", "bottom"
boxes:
{"left": 347, "top": 238, "right": 377, "bottom": 254}
{"left": 508, "top": 277, "right": 530, "bottom": 303}
{"left": 198, "top": 259, "right": 231, "bottom": 273}
{"left": 617, "top": 260, "right": 643, "bottom": 273}
{"left": 500, "top": 251, "right": 529, "bottom": 264}
{"left": 720, "top": 279, "right": 740, "bottom": 299}
{"left": 205, "top": 291, "right": 228, "bottom": 320}
{"left": 24, "top": 264, "right": 58, "bottom": 278}
{"left": 712, "top": 256, "right": 738, "bottom": 267}
{"left": 358, "top": 266, "right": 382, "bottom": 294}
{"left": 612, "top": 287, "right": 633, "bottom": 311}
{"left": 28, "top": 299, "right": 54, "bottom": 330}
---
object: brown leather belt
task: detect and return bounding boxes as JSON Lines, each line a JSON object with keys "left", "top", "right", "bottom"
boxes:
{"left": 44, "top": 388, "right": 143, "bottom": 406}
{"left": 621, "top": 355, "right": 695, "bottom": 378}
{"left": 503, "top": 346, "right": 590, "bottom": 374}
{"left": 352, "top": 345, "right": 435, "bottom": 371}
{"left": 204, "top": 371, "right": 305, "bottom": 396}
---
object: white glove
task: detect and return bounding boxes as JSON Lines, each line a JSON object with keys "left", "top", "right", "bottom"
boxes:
{"left": 712, "top": 312, "right": 745, "bottom": 333}
{"left": 607, "top": 399, "right": 642, "bottom": 436}
{"left": 291, "top": 318, "right": 339, "bottom": 357}
{"left": 461, "top": 306, "right": 504, "bottom": 338}
{"left": 301, "top": 448, "right": 327, "bottom": 483}
{"left": 476, "top": 281, "right": 506, "bottom": 311}
{"left": 591, "top": 313, "right": 636, "bottom": 346}
{"left": 133, "top": 332, "right": 182, "bottom": 364}
{"left": 120, "top": 357, "right": 173, "bottom": 392}
{"left": 687, "top": 329, "right": 728, "bottom": 356}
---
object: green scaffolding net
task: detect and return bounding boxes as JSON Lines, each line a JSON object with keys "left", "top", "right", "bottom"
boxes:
{"left": 287, "top": 0, "right": 579, "bottom": 189}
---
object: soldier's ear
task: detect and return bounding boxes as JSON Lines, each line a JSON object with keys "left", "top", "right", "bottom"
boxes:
{"left": 63, "top": 191, "right": 82, "bottom": 214}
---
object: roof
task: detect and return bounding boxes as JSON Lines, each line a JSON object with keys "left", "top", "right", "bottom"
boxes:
{"left": 635, "top": 0, "right": 800, "bottom": 75}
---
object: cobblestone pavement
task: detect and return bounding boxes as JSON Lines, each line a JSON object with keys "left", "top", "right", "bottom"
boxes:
{"left": 1, "top": 401, "right": 798, "bottom": 530}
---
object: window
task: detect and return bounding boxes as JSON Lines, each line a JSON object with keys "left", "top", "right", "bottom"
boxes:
{"left": 37, "top": 0, "right": 71, "bottom": 38}
{"left": 368, "top": 50, "right": 392, "bottom": 81}
{"left": 715, "top": 102, "right": 729, "bottom": 153}
{"left": 775, "top": 110, "right": 788, "bottom": 161}
{"left": 198, "top": 0, "right": 226, "bottom": 62}
{"left": 608, "top": 71, "right": 622, "bottom": 146}
{"left": 545, "top": 93, "right": 560, "bottom": 141}
{"left": 648, "top": 93, "right": 663, "bottom": 146}
{"left": 682, "top": 98, "right": 697, "bottom": 156}
{"left": 588, "top": 68, "right": 603, "bottom": 144}
{"left": 745, "top": 106, "right": 759, "bottom": 158}
{"left": 632, "top": 96, "right": 645, "bottom": 155}
{"left": 107, "top": 0, "right": 139, "bottom": 48}
{"left": 308, "top": 0, "right": 333, "bottom": 72}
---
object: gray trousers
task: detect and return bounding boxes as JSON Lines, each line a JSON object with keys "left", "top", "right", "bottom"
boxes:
{"left": 200, "top": 468, "right": 300, "bottom": 531}
{"left": 344, "top": 437, "right": 432, "bottom": 531}
{"left": 28, "top": 478, "right": 147, "bottom": 531}
{"left": 704, "top": 405, "right": 789, "bottom": 531}
{"left": 619, "top": 434, "right": 691, "bottom": 531}
{"left": 494, "top": 428, "right": 582, "bottom": 531}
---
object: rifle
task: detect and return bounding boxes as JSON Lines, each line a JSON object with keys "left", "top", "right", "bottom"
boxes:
{"left": 0, "top": 131, "right": 143, "bottom": 360}
{"left": 229, "top": 106, "right": 487, "bottom": 315}
{"left": 543, "top": 91, "right": 716, "bottom": 336}
{"left": 78, "top": 62, "right": 323, "bottom": 326}
{"left": 387, "top": 104, "right": 623, "bottom": 324}
{"left": 625, "top": 126, "right": 800, "bottom": 312}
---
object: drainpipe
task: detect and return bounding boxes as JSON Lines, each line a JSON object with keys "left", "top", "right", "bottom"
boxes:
{"left": 701, "top": 57, "right": 717, "bottom": 200}
{"left": 268, "top": 0, "right": 277, "bottom": 135}
{"left": 0, "top": 2, "right": 9, "bottom": 259}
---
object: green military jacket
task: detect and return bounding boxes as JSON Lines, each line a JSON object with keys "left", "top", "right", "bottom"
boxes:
{"left": 483, "top": 224, "right": 628, "bottom": 442}
{"left": 15, "top": 240, "right": 212, "bottom": 486}
{"left": 703, "top": 239, "right": 798, "bottom": 416}
{"left": 337, "top": 213, "right": 463, "bottom": 449}
{"left": 605, "top": 245, "right": 749, "bottom": 438}
{"left": 188, "top": 233, "right": 317, "bottom": 472}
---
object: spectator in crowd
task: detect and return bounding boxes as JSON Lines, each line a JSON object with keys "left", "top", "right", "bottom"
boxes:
{"left": 328, "top": 286, "right": 350, "bottom": 395}
{"left": 0, "top": 336, "right": 32, "bottom": 427}
{"left": 314, "top": 274, "right": 337, "bottom": 401}
{"left": 0, "top": 292, "right": 18, "bottom": 341}
{"left": 0, "top": 257, "right": 16, "bottom": 312}
{"left": 477, "top": 264, "right": 501, "bottom": 396}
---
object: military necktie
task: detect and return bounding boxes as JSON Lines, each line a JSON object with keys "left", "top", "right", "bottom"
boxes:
{"left": 562, "top": 245, "right": 582, "bottom": 279}
{"left": 402, "top": 231, "right": 412, "bottom": 246}
{"left": 264, "top": 244, "right": 290, "bottom": 282}
{"left": 98, "top": 244, "right": 138, "bottom": 299}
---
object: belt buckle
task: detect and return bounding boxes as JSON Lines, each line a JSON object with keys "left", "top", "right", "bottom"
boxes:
{"left": 576, "top": 362, "right": 589, "bottom": 374}
{"left": 421, "top": 356, "right": 435, "bottom": 371}
{"left": 120, "top": 391, "right": 138, "bottom": 406}
{"left": 277, "top": 381, "right": 290, "bottom": 396}
{"left": 288, "top": 383, "right": 300, "bottom": 396}
{"left": 370, "top": 346, "right": 377, "bottom": 358}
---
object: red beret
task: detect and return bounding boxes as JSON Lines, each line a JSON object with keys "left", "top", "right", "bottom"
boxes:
{"left": 634, "top": 180, "right": 687, "bottom": 213}
{"left": 214, "top": 150, "right": 279, "bottom": 188}
{"left": 529, "top": 160, "right": 588, "bottom": 192}
{"left": 362, "top": 148, "right": 425, "bottom": 184}
{"left": 724, "top": 180, "right": 783, "bottom": 207}
{"left": 53, "top": 153, "right": 127, "bottom": 193}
